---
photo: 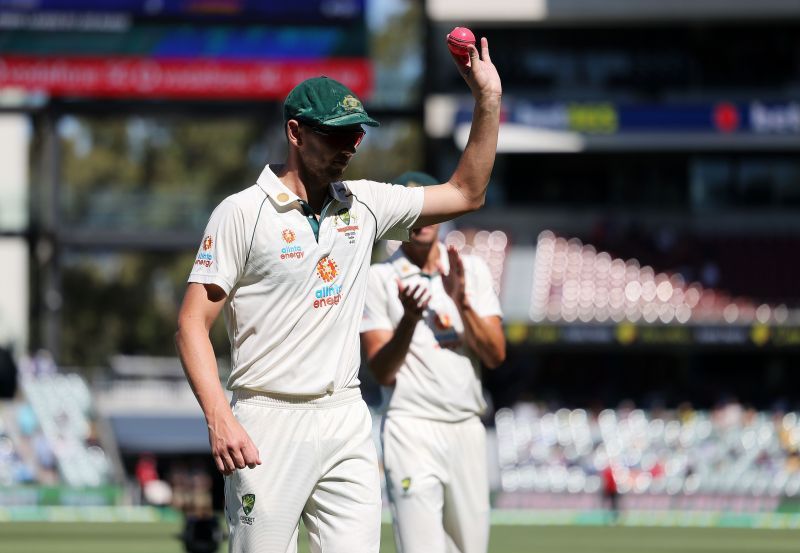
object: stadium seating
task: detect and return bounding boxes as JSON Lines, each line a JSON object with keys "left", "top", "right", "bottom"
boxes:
{"left": 19, "top": 373, "right": 112, "bottom": 487}
{"left": 443, "top": 228, "right": 510, "bottom": 296}
{"left": 495, "top": 402, "right": 800, "bottom": 510}
{"left": 529, "top": 231, "right": 791, "bottom": 325}
{"left": 0, "top": 415, "right": 36, "bottom": 485}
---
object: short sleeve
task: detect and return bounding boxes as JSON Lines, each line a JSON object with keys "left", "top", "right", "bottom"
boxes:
{"left": 188, "top": 200, "right": 247, "bottom": 294}
{"left": 360, "top": 267, "right": 395, "bottom": 333}
{"left": 467, "top": 256, "right": 503, "bottom": 319}
{"left": 348, "top": 180, "right": 424, "bottom": 241}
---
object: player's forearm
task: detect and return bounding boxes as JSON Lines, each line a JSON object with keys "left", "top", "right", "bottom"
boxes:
{"left": 449, "top": 96, "right": 502, "bottom": 209}
{"left": 368, "top": 315, "right": 418, "bottom": 386}
{"left": 175, "top": 323, "right": 232, "bottom": 423}
{"left": 458, "top": 305, "right": 506, "bottom": 369}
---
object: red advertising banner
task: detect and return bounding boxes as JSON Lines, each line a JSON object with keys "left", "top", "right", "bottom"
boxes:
{"left": 0, "top": 56, "right": 372, "bottom": 100}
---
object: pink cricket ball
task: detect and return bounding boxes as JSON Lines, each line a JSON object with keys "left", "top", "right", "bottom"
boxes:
{"left": 446, "top": 27, "right": 475, "bottom": 67}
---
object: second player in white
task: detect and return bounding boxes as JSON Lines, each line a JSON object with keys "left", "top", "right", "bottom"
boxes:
{"left": 361, "top": 171, "right": 506, "bottom": 553}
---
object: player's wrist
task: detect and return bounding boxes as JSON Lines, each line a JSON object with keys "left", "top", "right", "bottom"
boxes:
{"left": 401, "top": 311, "right": 423, "bottom": 324}
{"left": 475, "top": 93, "right": 502, "bottom": 110}
{"left": 204, "top": 398, "right": 234, "bottom": 423}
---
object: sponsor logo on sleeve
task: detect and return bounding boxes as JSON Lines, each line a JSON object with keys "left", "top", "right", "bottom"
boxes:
{"left": 194, "top": 235, "right": 214, "bottom": 268}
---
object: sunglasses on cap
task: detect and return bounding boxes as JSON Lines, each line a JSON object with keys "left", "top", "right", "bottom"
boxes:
{"left": 303, "top": 122, "right": 366, "bottom": 148}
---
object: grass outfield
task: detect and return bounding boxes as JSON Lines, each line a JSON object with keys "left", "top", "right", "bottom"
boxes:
{"left": 1, "top": 523, "right": 799, "bottom": 553}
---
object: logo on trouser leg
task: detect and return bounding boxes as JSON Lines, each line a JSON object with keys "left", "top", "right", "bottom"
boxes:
{"left": 401, "top": 478, "right": 412, "bottom": 495}
{"left": 240, "top": 494, "right": 256, "bottom": 525}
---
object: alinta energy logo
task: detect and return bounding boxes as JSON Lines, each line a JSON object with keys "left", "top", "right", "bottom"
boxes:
{"left": 280, "top": 228, "right": 303, "bottom": 260}
{"left": 316, "top": 256, "right": 338, "bottom": 282}
{"left": 194, "top": 235, "right": 214, "bottom": 268}
{"left": 314, "top": 256, "right": 342, "bottom": 308}
{"left": 314, "top": 283, "right": 343, "bottom": 309}
{"left": 430, "top": 309, "right": 461, "bottom": 350}
{"left": 434, "top": 312, "right": 452, "bottom": 330}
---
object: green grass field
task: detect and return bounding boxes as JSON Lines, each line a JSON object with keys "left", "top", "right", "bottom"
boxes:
{"left": 0, "top": 522, "right": 798, "bottom": 553}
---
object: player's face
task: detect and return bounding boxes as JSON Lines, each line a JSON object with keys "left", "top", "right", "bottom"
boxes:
{"left": 409, "top": 223, "right": 439, "bottom": 246}
{"left": 299, "top": 123, "right": 365, "bottom": 181}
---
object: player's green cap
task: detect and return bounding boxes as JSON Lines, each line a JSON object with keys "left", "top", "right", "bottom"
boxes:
{"left": 394, "top": 171, "right": 438, "bottom": 187}
{"left": 284, "top": 76, "right": 379, "bottom": 128}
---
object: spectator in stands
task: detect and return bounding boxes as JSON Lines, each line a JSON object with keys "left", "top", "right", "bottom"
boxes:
{"left": 601, "top": 462, "right": 620, "bottom": 522}
{"left": 169, "top": 460, "right": 192, "bottom": 513}
{"left": 32, "top": 349, "right": 57, "bottom": 378}
{"left": 16, "top": 404, "right": 37, "bottom": 436}
{"left": 86, "top": 421, "right": 101, "bottom": 448}
{"left": 33, "top": 432, "right": 55, "bottom": 471}
{"left": 189, "top": 461, "right": 214, "bottom": 518}
{"left": 180, "top": 461, "right": 222, "bottom": 553}
{"left": 135, "top": 453, "right": 159, "bottom": 500}
{"left": 12, "top": 454, "right": 35, "bottom": 484}
{"left": 787, "top": 451, "right": 800, "bottom": 473}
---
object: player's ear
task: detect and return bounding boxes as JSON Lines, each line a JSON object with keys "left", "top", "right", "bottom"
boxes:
{"left": 286, "top": 119, "right": 302, "bottom": 147}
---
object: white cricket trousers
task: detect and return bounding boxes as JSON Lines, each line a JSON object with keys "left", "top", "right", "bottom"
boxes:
{"left": 382, "top": 415, "right": 490, "bottom": 553}
{"left": 225, "top": 388, "right": 381, "bottom": 553}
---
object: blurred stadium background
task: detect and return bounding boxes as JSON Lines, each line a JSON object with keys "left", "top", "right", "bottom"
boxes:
{"left": 1, "top": 0, "right": 800, "bottom": 552}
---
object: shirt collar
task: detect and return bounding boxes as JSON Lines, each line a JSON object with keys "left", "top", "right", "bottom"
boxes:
{"left": 256, "top": 164, "right": 298, "bottom": 208}
{"left": 329, "top": 181, "right": 351, "bottom": 203}
{"left": 390, "top": 242, "right": 450, "bottom": 280}
{"left": 257, "top": 164, "right": 351, "bottom": 209}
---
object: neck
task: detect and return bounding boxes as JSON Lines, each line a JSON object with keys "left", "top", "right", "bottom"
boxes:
{"left": 273, "top": 160, "right": 329, "bottom": 213}
{"left": 402, "top": 241, "right": 440, "bottom": 274}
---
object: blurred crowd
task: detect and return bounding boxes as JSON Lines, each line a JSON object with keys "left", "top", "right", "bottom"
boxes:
{"left": 134, "top": 454, "right": 213, "bottom": 517}
{"left": 588, "top": 221, "right": 799, "bottom": 306}
{"left": 0, "top": 351, "right": 109, "bottom": 488}
{"left": 531, "top": 230, "right": 793, "bottom": 325}
{"left": 496, "top": 400, "right": 800, "bottom": 505}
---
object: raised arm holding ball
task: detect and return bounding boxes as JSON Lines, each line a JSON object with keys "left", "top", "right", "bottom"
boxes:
{"left": 417, "top": 28, "right": 502, "bottom": 228}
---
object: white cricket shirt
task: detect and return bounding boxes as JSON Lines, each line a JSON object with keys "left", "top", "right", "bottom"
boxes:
{"left": 188, "top": 164, "right": 424, "bottom": 395}
{"left": 360, "top": 244, "right": 503, "bottom": 422}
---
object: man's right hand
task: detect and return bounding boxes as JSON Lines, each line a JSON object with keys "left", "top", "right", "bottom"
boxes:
{"left": 207, "top": 412, "right": 261, "bottom": 475}
{"left": 396, "top": 278, "right": 431, "bottom": 323}
{"left": 459, "top": 37, "right": 502, "bottom": 104}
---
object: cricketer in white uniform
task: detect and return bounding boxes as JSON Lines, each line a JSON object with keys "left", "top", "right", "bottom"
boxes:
{"left": 360, "top": 172, "right": 506, "bottom": 553}
{"left": 176, "top": 37, "right": 502, "bottom": 553}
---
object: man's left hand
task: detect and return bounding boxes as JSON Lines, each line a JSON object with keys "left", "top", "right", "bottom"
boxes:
{"left": 439, "top": 245, "right": 468, "bottom": 309}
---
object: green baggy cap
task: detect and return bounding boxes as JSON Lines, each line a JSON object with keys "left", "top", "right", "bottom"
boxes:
{"left": 394, "top": 171, "right": 439, "bottom": 187}
{"left": 284, "top": 76, "right": 379, "bottom": 128}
